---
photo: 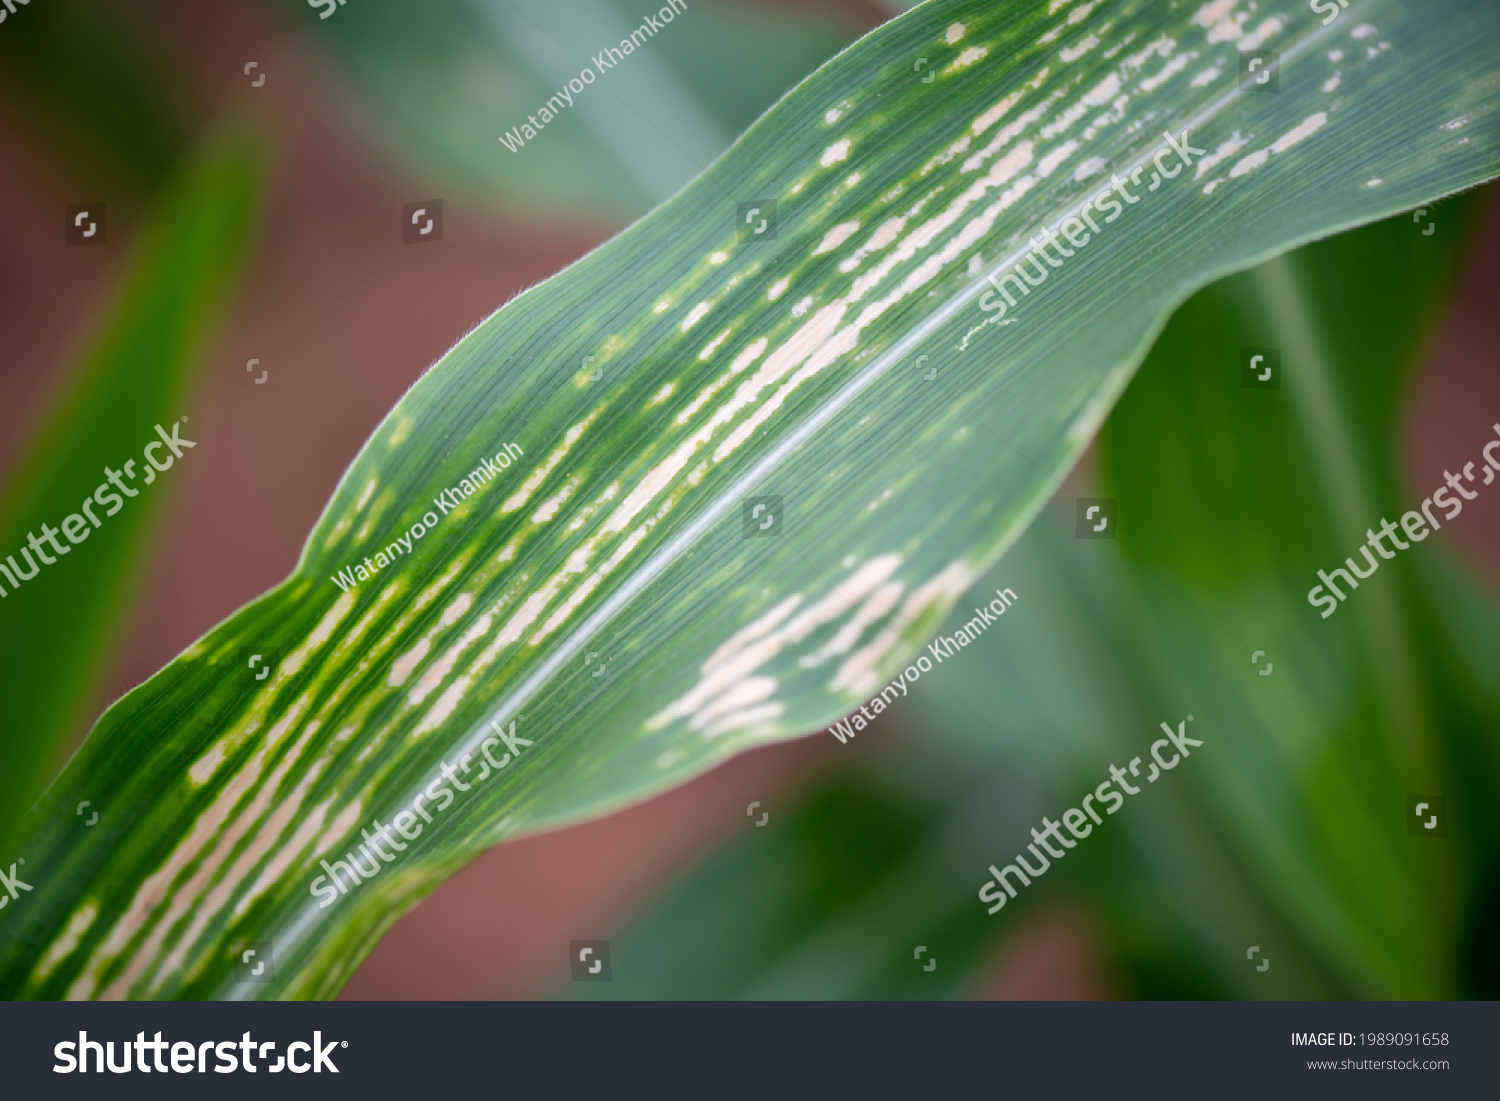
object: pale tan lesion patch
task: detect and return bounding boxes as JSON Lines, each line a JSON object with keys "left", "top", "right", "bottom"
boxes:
{"left": 946, "top": 46, "right": 989, "bottom": 73}
{"left": 646, "top": 556, "right": 903, "bottom": 736}
{"left": 282, "top": 591, "right": 355, "bottom": 677}
{"left": 501, "top": 414, "right": 596, "bottom": 515}
{"left": 830, "top": 559, "right": 974, "bottom": 697}
{"left": 85, "top": 694, "right": 316, "bottom": 997}
{"left": 800, "top": 580, "right": 905, "bottom": 669}
{"left": 33, "top": 902, "right": 98, "bottom": 981}
{"left": 698, "top": 329, "right": 733, "bottom": 362}
{"left": 531, "top": 480, "right": 577, "bottom": 523}
{"left": 821, "top": 139, "right": 852, "bottom": 167}
{"left": 234, "top": 796, "right": 331, "bottom": 918}
{"left": 813, "top": 221, "right": 862, "bottom": 256}
{"left": 409, "top": 614, "right": 492, "bottom": 708}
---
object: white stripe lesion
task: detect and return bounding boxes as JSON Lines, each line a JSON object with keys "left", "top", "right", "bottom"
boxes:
{"left": 946, "top": 46, "right": 989, "bottom": 73}
{"left": 501, "top": 414, "right": 595, "bottom": 515}
{"left": 646, "top": 555, "right": 903, "bottom": 736}
{"left": 74, "top": 692, "right": 318, "bottom": 998}
{"left": 831, "top": 560, "right": 973, "bottom": 696}
{"left": 813, "top": 221, "right": 862, "bottom": 256}
{"left": 34, "top": 903, "right": 97, "bottom": 981}
{"left": 698, "top": 329, "right": 733, "bottom": 362}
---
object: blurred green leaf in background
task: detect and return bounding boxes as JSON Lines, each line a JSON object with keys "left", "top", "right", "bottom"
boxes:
{"left": 0, "top": 0, "right": 189, "bottom": 194}
{"left": 0, "top": 125, "right": 267, "bottom": 862}
{"left": 291, "top": 0, "right": 880, "bottom": 220}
